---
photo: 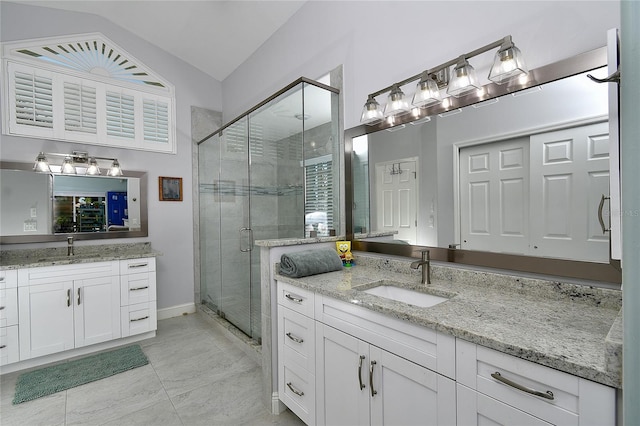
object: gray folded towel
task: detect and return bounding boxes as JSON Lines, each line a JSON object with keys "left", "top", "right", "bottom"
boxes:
{"left": 280, "top": 249, "right": 343, "bottom": 278}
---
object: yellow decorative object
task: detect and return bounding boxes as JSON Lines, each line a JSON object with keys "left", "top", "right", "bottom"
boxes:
{"left": 336, "top": 241, "right": 354, "bottom": 268}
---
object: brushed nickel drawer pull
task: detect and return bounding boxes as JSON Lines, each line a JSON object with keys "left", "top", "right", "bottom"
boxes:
{"left": 0, "top": 306, "right": 5, "bottom": 310}
{"left": 131, "top": 316, "right": 149, "bottom": 322}
{"left": 358, "top": 355, "right": 366, "bottom": 390}
{"left": 0, "top": 344, "right": 6, "bottom": 349}
{"left": 77, "top": 288, "right": 81, "bottom": 305}
{"left": 128, "top": 263, "right": 148, "bottom": 269}
{"left": 286, "top": 382, "right": 304, "bottom": 397}
{"left": 285, "top": 293, "right": 303, "bottom": 303}
{"left": 491, "top": 372, "right": 554, "bottom": 400}
{"left": 286, "top": 332, "right": 303, "bottom": 343}
{"left": 67, "top": 289, "right": 71, "bottom": 307}
{"left": 130, "top": 286, "right": 149, "bottom": 291}
{"left": 0, "top": 277, "right": 5, "bottom": 281}
{"left": 370, "top": 360, "right": 378, "bottom": 397}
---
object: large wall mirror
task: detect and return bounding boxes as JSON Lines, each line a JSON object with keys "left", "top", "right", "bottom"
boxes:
{"left": 346, "top": 46, "right": 622, "bottom": 284}
{"left": 0, "top": 161, "right": 148, "bottom": 243}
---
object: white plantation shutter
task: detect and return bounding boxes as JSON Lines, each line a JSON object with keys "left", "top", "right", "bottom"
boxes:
{"left": 106, "top": 91, "right": 135, "bottom": 139}
{"left": 64, "top": 82, "right": 97, "bottom": 133}
{"left": 13, "top": 70, "right": 53, "bottom": 128}
{"left": 143, "top": 99, "right": 169, "bottom": 144}
{"left": 305, "top": 159, "right": 334, "bottom": 234}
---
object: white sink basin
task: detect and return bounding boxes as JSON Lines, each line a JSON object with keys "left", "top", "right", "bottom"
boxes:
{"left": 361, "top": 283, "right": 450, "bottom": 308}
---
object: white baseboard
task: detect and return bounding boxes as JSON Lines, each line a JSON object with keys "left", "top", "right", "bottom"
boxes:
{"left": 157, "top": 302, "right": 196, "bottom": 320}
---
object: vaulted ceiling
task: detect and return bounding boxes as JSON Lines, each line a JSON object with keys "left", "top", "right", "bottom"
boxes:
{"left": 14, "top": 0, "right": 306, "bottom": 82}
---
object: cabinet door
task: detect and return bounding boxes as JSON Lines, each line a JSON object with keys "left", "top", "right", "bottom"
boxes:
{"left": 369, "top": 346, "right": 456, "bottom": 426}
{"left": 19, "top": 280, "right": 74, "bottom": 359}
{"left": 74, "top": 276, "right": 121, "bottom": 347}
{"left": 316, "top": 323, "right": 370, "bottom": 426}
{"left": 457, "top": 384, "right": 552, "bottom": 426}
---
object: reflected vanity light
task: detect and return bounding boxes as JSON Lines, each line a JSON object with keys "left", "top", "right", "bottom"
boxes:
{"left": 33, "top": 151, "right": 123, "bottom": 176}
{"left": 360, "top": 35, "right": 528, "bottom": 125}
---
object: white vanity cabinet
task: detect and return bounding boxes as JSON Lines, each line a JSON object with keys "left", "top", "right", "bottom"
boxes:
{"left": 276, "top": 281, "right": 457, "bottom": 426}
{"left": 0, "top": 270, "right": 19, "bottom": 366}
{"left": 18, "top": 261, "right": 121, "bottom": 360}
{"left": 316, "top": 322, "right": 456, "bottom": 426}
{"left": 456, "top": 339, "right": 616, "bottom": 426}
{"left": 277, "top": 282, "right": 316, "bottom": 426}
{"left": 119, "top": 257, "right": 157, "bottom": 337}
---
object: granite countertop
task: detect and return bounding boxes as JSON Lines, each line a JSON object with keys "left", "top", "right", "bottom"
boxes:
{"left": 0, "top": 242, "right": 161, "bottom": 270}
{"left": 255, "top": 236, "right": 346, "bottom": 248}
{"left": 275, "top": 253, "right": 623, "bottom": 388}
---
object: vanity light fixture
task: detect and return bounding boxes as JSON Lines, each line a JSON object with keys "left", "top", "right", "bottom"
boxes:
{"left": 383, "top": 84, "right": 411, "bottom": 117}
{"left": 360, "top": 95, "right": 385, "bottom": 125}
{"left": 33, "top": 151, "right": 124, "bottom": 176}
{"left": 359, "top": 35, "right": 528, "bottom": 125}
{"left": 446, "top": 56, "right": 481, "bottom": 98}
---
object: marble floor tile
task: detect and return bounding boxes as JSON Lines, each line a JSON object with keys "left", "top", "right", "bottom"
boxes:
{"left": 0, "top": 312, "right": 305, "bottom": 426}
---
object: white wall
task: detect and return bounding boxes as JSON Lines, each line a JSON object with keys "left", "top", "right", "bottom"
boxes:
{"left": 223, "top": 1, "right": 620, "bottom": 130}
{"left": 0, "top": 2, "right": 223, "bottom": 311}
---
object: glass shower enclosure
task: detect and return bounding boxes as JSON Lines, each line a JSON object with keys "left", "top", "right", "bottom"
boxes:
{"left": 198, "top": 78, "right": 340, "bottom": 341}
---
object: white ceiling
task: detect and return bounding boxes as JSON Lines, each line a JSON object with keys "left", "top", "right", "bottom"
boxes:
{"left": 15, "top": 0, "right": 306, "bottom": 81}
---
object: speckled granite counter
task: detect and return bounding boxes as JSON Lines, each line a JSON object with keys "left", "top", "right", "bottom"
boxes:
{"left": 0, "top": 242, "right": 161, "bottom": 269}
{"left": 255, "top": 236, "right": 346, "bottom": 248}
{"left": 275, "top": 252, "right": 622, "bottom": 388}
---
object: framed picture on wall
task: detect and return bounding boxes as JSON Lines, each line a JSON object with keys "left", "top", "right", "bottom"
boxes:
{"left": 159, "top": 176, "right": 183, "bottom": 201}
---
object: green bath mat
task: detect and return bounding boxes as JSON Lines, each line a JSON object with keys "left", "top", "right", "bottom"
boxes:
{"left": 13, "top": 345, "right": 149, "bottom": 404}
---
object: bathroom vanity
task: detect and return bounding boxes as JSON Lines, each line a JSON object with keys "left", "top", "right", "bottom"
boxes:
{"left": 272, "top": 252, "right": 621, "bottom": 426}
{"left": 0, "top": 242, "right": 159, "bottom": 374}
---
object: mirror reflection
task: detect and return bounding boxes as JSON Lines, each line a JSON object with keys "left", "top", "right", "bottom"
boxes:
{"left": 0, "top": 164, "right": 146, "bottom": 242}
{"left": 353, "top": 66, "right": 612, "bottom": 264}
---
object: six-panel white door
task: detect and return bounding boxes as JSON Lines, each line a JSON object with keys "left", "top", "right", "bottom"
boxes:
{"left": 529, "top": 122, "right": 610, "bottom": 262}
{"left": 459, "top": 138, "right": 530, "bottom": 254}
{"left": 375, "top": 159, "right": 418, "bottom": 244}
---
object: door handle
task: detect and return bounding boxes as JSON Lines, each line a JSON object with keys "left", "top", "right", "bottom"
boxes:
{"left": 358, "top": 355, "right": 366, "bottom": 390}
{"left": 598, "top": 194, "right": 611, "bottom": 234}
{"left": 369, "top": 360, "right": 377, "bottom": 397}
{"left": 67, "top": 289, "right": 71, "bottom": 307}
{"left": 239, "top": 227, "right": 254, "bottom": 252}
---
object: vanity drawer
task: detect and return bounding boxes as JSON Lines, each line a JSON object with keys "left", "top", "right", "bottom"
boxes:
{"left": 278, "top": 305, "right": 315, "bottom": 372}
{"left": 121, "top": 301, "right": 157, "bottom": 337}
{"left": 0, "top": 325, "right": 19, "bottom": 366}
{"left": 120, "top": 258, "right": 155, "bottom": 274}
{"left": 120, "top": 272, "right": 156, "bottom": 306}
{"left": 277, "top": 281, "right": 314, "bottom": 318}
{"left": 456, "top": 339, "right": 615, "bottom": 426}
{"left": 0, "top": 270, "right": 18, "bottom": 289}
{"left": 279, "top": 358, "right": 315, "bottom": 426}
{"left": 0, "top": 287, "right": 18, "bottom": 327}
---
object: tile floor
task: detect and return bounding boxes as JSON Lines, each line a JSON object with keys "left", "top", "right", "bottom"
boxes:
{"left": 0, "top": 312, "right": 305, "bottom": 426}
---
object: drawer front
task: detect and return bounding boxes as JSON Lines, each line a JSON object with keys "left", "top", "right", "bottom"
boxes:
{"left": 20, "top": 261, "right": 119, "bottom": 285}
{"left": 457, "top": 383, "right": 552, "bottom": 426}
{"left": 279, "top": 359, "right": 315, "bottom": 426}
{"left": 316, "top": 294, "right": 455, "bottom": 379}
{"left": 120, "top": 272, "right": 156, "bottom": 306}
{"left": 121, "top": 301, "right": 157, "bottom": 337}
{"left": 120, "top": 258, "right": 155, "bottom": 275}
{"left": 456, "top": 339, "right": 615, "bottom": 426}
{"left": 277, "top": 281, "right": 314, "bottom": 318}
{"left": 0, "top": 270, "right": 18, "bottom": 289}
{"left": 278, "top": 306, "right": 315, "bottom": 372}
{"left": 0, "top": 325, "right": 19, "bottom": 366}
{"left": 0, "top": 287, "right": 19, "bottom": 327}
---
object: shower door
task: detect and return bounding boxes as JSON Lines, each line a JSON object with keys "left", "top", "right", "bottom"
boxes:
{"left": 199, "top": 79, "right": 340, "bottom": 341}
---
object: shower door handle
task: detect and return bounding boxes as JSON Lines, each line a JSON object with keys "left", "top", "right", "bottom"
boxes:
{"left": 239, "top": 227, "right": 254, "bottom": 252}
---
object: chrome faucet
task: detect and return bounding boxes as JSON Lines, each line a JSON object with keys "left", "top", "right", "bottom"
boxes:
{"left": 410, "top": 249, "right": 431, "bottom": 284}
{"left": 67, "top": 236, "right": 74, "bottom": 256}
